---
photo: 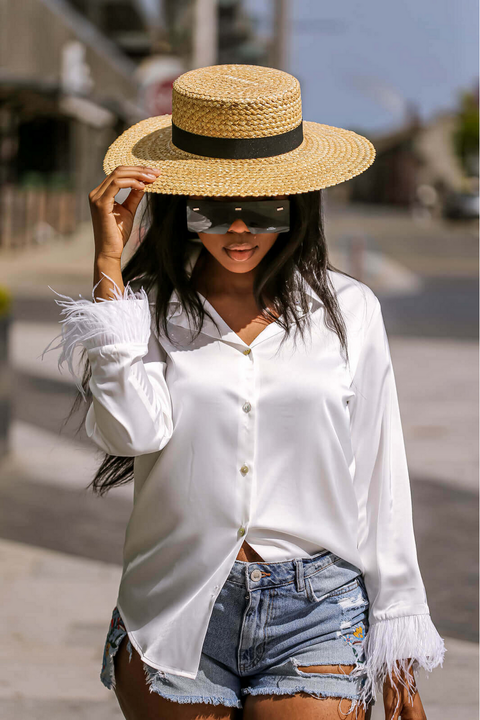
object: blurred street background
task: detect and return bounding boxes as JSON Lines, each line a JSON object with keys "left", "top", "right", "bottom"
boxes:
{"left": 0, "top": 0, "right": 478, "bottom": 718}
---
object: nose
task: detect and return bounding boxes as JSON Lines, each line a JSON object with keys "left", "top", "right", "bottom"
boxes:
{"left": 228, "top": 218, "right": 250, "bottom": 234}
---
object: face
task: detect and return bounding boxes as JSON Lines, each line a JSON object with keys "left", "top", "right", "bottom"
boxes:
{"left": 190, "top": 195, "right": 286, "bottom": 273}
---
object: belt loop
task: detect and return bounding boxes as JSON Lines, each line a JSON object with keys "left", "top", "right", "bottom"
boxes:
{"left": 294, "top": 558, "right": 305, "bottom": 592}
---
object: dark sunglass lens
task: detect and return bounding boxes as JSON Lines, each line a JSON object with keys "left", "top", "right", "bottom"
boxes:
{"left": 187, "top": 198, "right": 290, "bottom": 234}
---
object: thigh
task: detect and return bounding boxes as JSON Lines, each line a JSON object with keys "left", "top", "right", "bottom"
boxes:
{"left": 113, "top": 634, "right": 238, "bottom": 720}
{"left": 243, "top": 691, "right": 373, "bottom": 719}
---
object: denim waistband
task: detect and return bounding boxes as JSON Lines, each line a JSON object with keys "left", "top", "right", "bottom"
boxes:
{"left": 227, "top": 549, "right": 346, "bottom": 592}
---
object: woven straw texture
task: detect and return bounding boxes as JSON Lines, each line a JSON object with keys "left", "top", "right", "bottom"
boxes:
{"left": 103, "top": 64, "right": 376, "bottom": 197}
{"left": 172, "top": 64, "right": 302, "bottom": 138}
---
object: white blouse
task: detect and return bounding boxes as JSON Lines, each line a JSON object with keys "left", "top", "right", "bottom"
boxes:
{"left": 43, "top": 240, "right": 445, "bottom": 708}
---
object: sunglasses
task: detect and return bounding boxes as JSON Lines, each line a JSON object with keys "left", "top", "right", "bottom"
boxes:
{"left": 186, "top": 198, "right": 290, "bottom": 235}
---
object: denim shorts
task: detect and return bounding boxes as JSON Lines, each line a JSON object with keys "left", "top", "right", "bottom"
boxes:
{"left": 100, "top": 549, "right": 372, "bottom": 714}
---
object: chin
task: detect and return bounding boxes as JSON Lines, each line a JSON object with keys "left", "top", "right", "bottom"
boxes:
{"left": 221, "top": 258, "right": 260, "bottom": 271}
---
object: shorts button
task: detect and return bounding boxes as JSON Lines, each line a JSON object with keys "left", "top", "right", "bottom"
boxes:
{"left": 250, "top": 569, "right": 262, "bottom": 581}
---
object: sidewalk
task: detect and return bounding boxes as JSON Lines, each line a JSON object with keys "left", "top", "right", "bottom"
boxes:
{"left": 0, "top": 221, "right": 97, "bottom": 300}
{"left": 1, "top": 538, "right": 124, "bottom": 720}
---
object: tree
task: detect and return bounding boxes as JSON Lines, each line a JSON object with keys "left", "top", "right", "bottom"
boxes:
{"left": 452, "top": 83, "right": 479, "bottom": 177}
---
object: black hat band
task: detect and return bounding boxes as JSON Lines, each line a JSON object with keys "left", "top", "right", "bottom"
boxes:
{"left": 171, "top": 121, "right": 304, "bottom": 160}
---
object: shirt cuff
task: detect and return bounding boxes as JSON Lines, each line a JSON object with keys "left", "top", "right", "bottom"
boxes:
{"left": 41, "top": 278, "right": 152, "bottom": 399}
{"left": 350, "top": 613, "right": 446, "bottom": 716}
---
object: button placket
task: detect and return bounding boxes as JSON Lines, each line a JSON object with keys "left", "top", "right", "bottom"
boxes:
{"left": 237, "top": 345, "right": 255, "bottom": 539}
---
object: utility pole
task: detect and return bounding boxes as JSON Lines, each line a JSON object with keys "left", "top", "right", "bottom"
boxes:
{"left": 271, "top": 0, "right": 290, "bottom": 71}
{"left": 133, "top": 0, "right": 170, "bottom": 54}
{"left": 192, "top": 0, "right": 218, "bottom": 68}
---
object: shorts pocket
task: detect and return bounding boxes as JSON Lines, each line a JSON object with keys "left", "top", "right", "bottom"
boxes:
{"left": 305, "top": 572, "right": 366, "bottom": 604}
{"left": 328, "top": 577, "right": 361, "bottom": 598}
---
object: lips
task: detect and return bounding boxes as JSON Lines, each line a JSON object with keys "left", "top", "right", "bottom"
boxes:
{"left": 223, "top": 246, "right": 258, "bottom": 262}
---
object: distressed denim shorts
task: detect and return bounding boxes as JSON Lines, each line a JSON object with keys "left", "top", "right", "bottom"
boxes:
{"left": 100, "top": 549, "right": 372, "bottom": 715}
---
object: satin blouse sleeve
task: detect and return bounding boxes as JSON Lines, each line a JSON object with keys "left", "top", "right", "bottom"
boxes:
{"left": 41, "top": 277, "right": 173, "bottom": 457}
{"left": 348, "top": 294, "right": 446, "bottom": 711}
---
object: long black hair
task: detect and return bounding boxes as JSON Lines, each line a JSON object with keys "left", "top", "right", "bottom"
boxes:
{"left": 64, "top": 189, "right": 356, "bottom": 496}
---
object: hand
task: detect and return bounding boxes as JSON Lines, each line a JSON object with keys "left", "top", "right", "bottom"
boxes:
{"left": 88, "top": 165, "right": 161, "bottom": 260}
{"left": 383, "top": 660, "right": 427, "bottom": 719}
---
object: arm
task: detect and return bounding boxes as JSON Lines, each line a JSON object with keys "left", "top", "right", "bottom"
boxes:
{"left": 348, "top": 294, "right": 446, "bottom": 716}
{"left": 41, "top": 273, "right": 173, "bottom": 457}
{"left": 93, "top": 253, "right": 125, "bottom": 300}
{"left": 40, "top": 164, "right": 171, "bottom": 456}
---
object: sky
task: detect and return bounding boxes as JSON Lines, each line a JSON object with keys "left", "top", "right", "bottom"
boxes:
{"left": 245, "top": 0, "right": 479, "bottom": 137}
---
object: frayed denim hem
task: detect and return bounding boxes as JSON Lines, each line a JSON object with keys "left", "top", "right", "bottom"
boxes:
{"left": 142, "top": 665, "right": 243, "bottom": 708}
{"left": 241, "top": 685, "right": 370, "bottom": 719}
{"left": 144, "top": 687, "right": 242, "bottom": 709}
{"left": 102, "top": 639, "right": 242, "bottom": 708}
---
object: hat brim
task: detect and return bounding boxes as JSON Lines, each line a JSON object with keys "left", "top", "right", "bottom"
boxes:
{"left": 103, "top": 116, "right": 376, "bottom": 197}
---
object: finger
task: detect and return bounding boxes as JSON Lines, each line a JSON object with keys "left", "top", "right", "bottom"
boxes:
{"left": 96, "top": 173, "right": 150, "bottom": 203}
{"left": 90, "top": 167, "right": 161, "bottom": 202}
{"left": 93, "top": 178, "right": 148, "bottom": 206}
{"left": 383, "top": 687, "right": 422, "bottom": 720}
{"left": 109, "top": 167, "right": 161, "bottom": 181}
{"left": 91, "top": 170, "right": 160, "bottom": 201}
{"left": 112, "top": 165, "right": 161, "bottom": 174}
{"left": 383, "top": 688, "right": 402, "bottom": 720}
{"left": 400, "top": 690, "right": 426, "bottom": 720}
{"left": 122, "top": 188, "right": 146, "bottom": 217}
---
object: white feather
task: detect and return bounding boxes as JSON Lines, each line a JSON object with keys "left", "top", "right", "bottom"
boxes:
{"left": 349, "top": 613, "right": 446, "bottom": 717}
{"left": 40, "top": 272, "right": 152, "bottom": 401}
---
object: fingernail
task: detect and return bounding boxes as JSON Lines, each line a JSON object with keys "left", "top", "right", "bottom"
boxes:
{"left": 145, "top": 174, "right": 156, "bottom": 180}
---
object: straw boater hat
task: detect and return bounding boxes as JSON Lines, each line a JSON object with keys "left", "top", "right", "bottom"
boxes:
{"left": 103, "top": 64, "right": 376, "bottom": 197}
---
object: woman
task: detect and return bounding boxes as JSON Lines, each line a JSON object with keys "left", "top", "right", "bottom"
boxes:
{"left": 42, "top": 65, "right": 445, "bottom": 720}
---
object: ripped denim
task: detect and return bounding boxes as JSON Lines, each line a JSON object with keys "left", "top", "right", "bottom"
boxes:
{"left": 100, "top": 549, "right": 373, "bottom": 715}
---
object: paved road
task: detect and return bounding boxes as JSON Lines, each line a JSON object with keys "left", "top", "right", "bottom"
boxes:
{"left": 379, "top": 277, "right": 479, "bottom": 340}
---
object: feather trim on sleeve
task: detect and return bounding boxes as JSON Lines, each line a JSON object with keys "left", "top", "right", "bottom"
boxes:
{"left": 349, "top": 613, "right": 446, "bottom": 718}
{"left": 40, "top": 272, "right": 152, "bottom": 401}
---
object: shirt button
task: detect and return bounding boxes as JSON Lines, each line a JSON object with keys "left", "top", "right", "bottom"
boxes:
{"left": 250, "top": 569, "right": 262, "bottom": 581}
{"left": 238, "top": 526, "right": 246, "bottom": 536}
{"left": 240, "top": 465, "right": 249, "bottom": 475}
{"left": 242, "top": 402, "right": 251, "bottom": 413}
{"left": 243, "top": 348, "right": 251, "bottom": 355}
